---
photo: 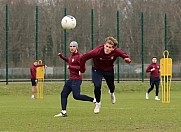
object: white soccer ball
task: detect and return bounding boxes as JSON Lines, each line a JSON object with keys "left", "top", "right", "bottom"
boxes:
{"left": 61, "top": 15, "right": 76, "bottom": 30}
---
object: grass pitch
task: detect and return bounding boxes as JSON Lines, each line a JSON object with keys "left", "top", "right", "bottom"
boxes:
{"left": 0, "top": 81, "right": 180, "bottom": 132}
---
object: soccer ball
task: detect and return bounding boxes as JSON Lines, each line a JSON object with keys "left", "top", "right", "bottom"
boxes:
{"left": 61, "top": 15, "right": 76, "bottom": 30}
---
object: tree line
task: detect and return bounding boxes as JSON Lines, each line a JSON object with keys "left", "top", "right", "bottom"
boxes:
{"left": 0, "top": 0, "right": 180, "bottom": 68}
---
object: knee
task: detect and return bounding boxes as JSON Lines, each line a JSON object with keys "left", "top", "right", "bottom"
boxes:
{"left": 73, "top": 94, "right": 80, "bottom": 100}
{"left": 93, "top": 80, "right": 101, "bottom": 88}
{"left": 150, "top": 87, "right": 154, "bottom": 90}
{"left": 94, "top": 85, "right": 101, "bottom": 89}
{"left": 150, "top": 84, "right": 154, "bottom": 88}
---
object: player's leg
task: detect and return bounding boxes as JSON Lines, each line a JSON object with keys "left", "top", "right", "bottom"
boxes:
{"left": 61, "top": 80, "right": 72, "bottom": 111}
{"left": 31, "top": 78, "right": 36, "bottom": 99}
{"left": 31, "top": 86, "right": 36, "bottom": 99}
{"left": 104, "top": 70, "right": 116, "bottom": 104}
{"left": 146, "top": 78, "right": 154, "bottom": 99}
{"left": 155, "top": 78, "right": 160, "bottom": 100}
{"left": 54, "top": 80, "right": 71, "bottom": 117}
{"left": 92, "top": 67, "right": 103, "bottom": 113}
{"left": 71, "top": 80, "right": 95, "bottom": 102}
{"left": 92, "top": 67, "right": 103, "bottom": 103}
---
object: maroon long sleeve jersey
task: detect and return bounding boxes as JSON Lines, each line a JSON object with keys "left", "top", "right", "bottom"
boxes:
{"left": 146, "top": 63, "right": 160, "bottom": 78}
{"left": 80, "top": 45, "right": 131, "bottom": 73}
{"left": 59, "top": 51, "right": 83, "bottom": 80}
{"left": 30, "top": 64, "right": 45, "bottom": 79}
{"left": 30, "top": 65, "right": 37, "bottom": 79}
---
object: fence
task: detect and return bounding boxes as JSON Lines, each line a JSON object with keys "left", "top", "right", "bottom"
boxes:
{"left": 0, "top": 2, "right": 181, "bottom": 83}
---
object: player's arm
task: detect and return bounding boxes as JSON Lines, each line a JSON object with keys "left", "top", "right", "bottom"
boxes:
{"left": 116, "top": 48, "right": 131, "bottom": 64}
{"left": 80, "top": 49, "right": 97, "bottom": 73}
{"left": 146, "top": 64, "right": 154, "bottom": 72}
{"left": 158, "top": 64, "right": 160, "bottom": 73}
{"left": 36, "top": 64, "right": 47, "bottom": 68}
{"left": 58, "top": 53, "right": 69, "bottom": 62}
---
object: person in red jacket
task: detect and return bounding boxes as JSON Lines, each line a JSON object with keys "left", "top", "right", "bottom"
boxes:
{"left": 30, "top": 60, "right": 46, "bottom": 99}
{"left": 146, "top": 57, "right": 160, "bottom": 100}
{"left": 54, "top": 41, "right": 95, "bottom": 117}
{"left": 80, "top": 37, "right": 131, "bottom": 114}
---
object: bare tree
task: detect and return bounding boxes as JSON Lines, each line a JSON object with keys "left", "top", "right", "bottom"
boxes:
{"left": 0, "top": 0, "right": 180, "bottom": 68}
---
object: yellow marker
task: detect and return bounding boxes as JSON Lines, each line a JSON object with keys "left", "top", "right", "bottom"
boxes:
{"left": 36, "top": 60, "right": 44, "bottom": 99}
{"left": 160, "top": 50, "right": 172, "bottom": 103}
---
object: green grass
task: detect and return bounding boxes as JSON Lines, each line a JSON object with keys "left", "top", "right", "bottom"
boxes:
{"left": 0, "top": 82, "right": 180, "bottom": 132}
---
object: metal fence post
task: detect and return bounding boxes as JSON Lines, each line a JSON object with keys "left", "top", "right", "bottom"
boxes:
{"left": 64, "top": 8, "right": 67, "bottom": 82}
{"left": 164, "top": 14, "right": 168, "bottom": 51}
{"left": 117, "top": 10, "right": 120, "bottom": 83}
{"left": 6, "top": 4, "right": 9, "bottom": 85}
{"left": 36, "top": 6, "right": 38, "bottom": 60}
{"left": 141, "top": 12, "right": 144, "bottom": 82}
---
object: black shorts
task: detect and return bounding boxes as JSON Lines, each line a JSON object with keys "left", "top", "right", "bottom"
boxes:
{"left": 150, "top": 77, "right": 160, "bottom": 86}
{"left": 31, "top": 78, "right": 37, "bottom": 86}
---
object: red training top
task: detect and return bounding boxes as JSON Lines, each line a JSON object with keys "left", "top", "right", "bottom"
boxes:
{"left": 80, "top": 45, "right": 131, "bottom": 72}
{"left": 146, "top": 63, "right": 160, "bottom": 78}
{"left": 59, "top": 51, "right": 83, "bottom": 80}
{"left": 30, "top": 64, "right": 36, "bottom": 79}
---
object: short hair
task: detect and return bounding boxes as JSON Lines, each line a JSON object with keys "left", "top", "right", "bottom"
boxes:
{"left": 152, "top": 56, "right": 157, "bottom": 59}
{"left": 105, "top": 37, "right": 118, "bottom": 47}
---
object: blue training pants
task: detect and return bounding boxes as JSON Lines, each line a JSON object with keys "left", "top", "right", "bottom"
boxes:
{"left": 61, "top": 80, "right": 93, "bottom": 110}
{"left": 92, "top": 67, "right": 115, "bottom": 103}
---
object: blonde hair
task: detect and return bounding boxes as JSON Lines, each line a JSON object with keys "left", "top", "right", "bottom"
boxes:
{"left": 105, "top": 37, "right": 118, "bottom": 47}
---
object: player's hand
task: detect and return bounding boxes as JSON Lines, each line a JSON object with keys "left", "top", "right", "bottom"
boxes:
{"left": 124, "top": 58, "right": 131, "bottom": 64}
{"left": 151, "top": 68, "right": 155, "bottom": 71}
{"left": 58, "top": 53, "right": 62, "bottom": 56}
{"left": 79, "top": 71, "right": 82, "bottom": 75}
{"left": 67, "top": 65, "right": 69, "bottom": 69}
{"left": 35, "top": 79, "right": 37, "bottom": 82}
{"left": 80, "top": 68, "right": 86, "bottom": 73}
{"left": 45, "top": 65, "right": 48, "bottom": 68}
